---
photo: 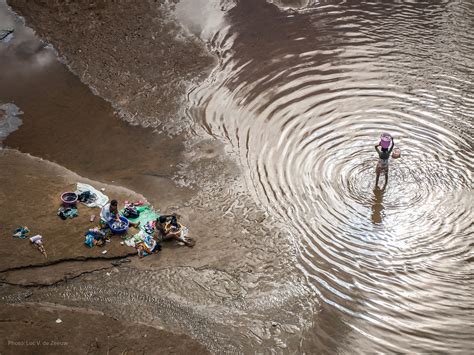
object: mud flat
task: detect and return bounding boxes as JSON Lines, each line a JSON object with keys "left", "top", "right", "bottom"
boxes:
{"left": 0, "top": 149, "right": 141, "bottom": 283}
{"left": 1, "top": 1, "right": 308, "bottom": 353}
{"left": 7, "top": 0, "right": 215, "bottom": 133}
{"left": 0, "top": 303, "right": 208, "bottom": 354}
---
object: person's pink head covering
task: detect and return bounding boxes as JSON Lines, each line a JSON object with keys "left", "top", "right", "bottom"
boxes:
{"left": 380, "top": 134, "right": 391, "bottom": 149}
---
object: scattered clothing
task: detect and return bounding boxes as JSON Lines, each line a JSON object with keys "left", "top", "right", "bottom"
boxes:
{"left": 75, "top": 182, "right": 109, "bottom": 208}
{"left": 119, "top": 205, "right": 159, "bottom": 232}
{"left": 84, "top": 227, "right": 107, "bottom": 248}
{"left": 122, "top": 205, "right": 140, "bottom": 219}
{"left": 78, "top": 190, "right": 97, "bottom": 205}
{"left": 126, "top": 230, "right": 161, "bottom": 257}
{"left": 57, "top": 206, "right": 78, "bottom": 220}
{"left": 13, "top": 226, "right": 29, "bottom": 239}
{"left": 137, "top": 239, "right": 160, "bottom": 258}
{"left": 84, "top": 234, "right": 95, "bottom": 248}
{"left": 29, "top": 234, "right": 47, "bottom": 258}
{"left": 144, "top": 220, "right": 156, "bottom": 235}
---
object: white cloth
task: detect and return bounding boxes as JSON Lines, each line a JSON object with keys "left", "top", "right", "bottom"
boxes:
{"left": 29, "top": 235, "right": 43, "bottom": 244}
{"left": 75, "top": 182, "right": 109, "bottom": 208}
{"left": 125, "top": 230, "right": 149, "bottom": 248}
{"left": 179, "top": 226, "right": 189, "bottom": 240}
{"left": 100, "top": 203, "right": 115, "bottom": 223}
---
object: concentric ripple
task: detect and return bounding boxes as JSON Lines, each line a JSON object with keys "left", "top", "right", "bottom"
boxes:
{"left": 188, "top": 0, "right": 473, "bottom": 352}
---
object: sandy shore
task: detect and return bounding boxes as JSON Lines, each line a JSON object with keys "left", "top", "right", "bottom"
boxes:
{"left": 0, "top": 149, "right": 141, "bottom": 280}
{"left": 1, "top": 0, "right": 307, "bottom": 352}
{"left": 1, "top": 303, "right": 208, "bottom": 354}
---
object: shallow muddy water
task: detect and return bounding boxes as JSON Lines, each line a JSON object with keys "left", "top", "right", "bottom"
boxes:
{"left": 186, "top": 0, "right": 474, "bottom": 352}
{"left": 1, "top": 0, "right": 473, "bottom": 353}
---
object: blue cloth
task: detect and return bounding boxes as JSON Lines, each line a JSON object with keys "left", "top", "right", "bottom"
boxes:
{"left": 84, "top": 229, "right": 106, "bottom": 248}
{"left": 84, "top": 234, "right": 95, "bottom": 248}
{"left": 64, "top": 207, "right": 78, "bottom": 218}
{"left": 13, "top": 226, "right": 29, "bottom": 239}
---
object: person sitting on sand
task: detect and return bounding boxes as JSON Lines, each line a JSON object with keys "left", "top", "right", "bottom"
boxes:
{"left": 155, "top": 215, "right": 195, "bottom": 247}
{"left": 100, "top": 199, "right": 139, "bottom": 228}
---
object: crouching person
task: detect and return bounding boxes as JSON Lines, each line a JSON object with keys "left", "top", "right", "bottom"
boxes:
{"left": 155, "top": 215, "right": 195, "bottom": 247}
{"left": 100, "top": 199, "right": 139, "bottom": 228}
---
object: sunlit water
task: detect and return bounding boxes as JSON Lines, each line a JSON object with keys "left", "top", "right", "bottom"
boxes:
{"left": 1, "top": 0, "right": 472, "bottom": 352}
{"left": 187, "top": 0, "right": 474, "bottom": 351}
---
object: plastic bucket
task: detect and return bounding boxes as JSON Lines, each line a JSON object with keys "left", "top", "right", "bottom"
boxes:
{"left": 108, "top": 216, "right": 129, "bottom": 235}
{"left": 61, "top": 192, "right": 78, "bottom": 206}
{"left": 380, "top": 134, "right": 392, "bottom": 149}
{"left": 392, "top": 148, "right": 401, "bottom": 159}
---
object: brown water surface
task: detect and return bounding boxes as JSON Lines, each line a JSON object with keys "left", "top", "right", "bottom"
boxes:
{"left": 1, "top": 0, "right": 473, "bottom": 353}
{"left": 0, "top": 0, "right": 191, "bottom": 209}
{"left": 185, "top": 0, "right": 474, "bottom": 352}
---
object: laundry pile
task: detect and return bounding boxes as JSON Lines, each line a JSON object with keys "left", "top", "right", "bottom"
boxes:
{"left": 120, "top": 204, "right": 159, "bottom": 231}
{"left": 12, "top": 226, "right": 47, "bottom": 258}
{"left": 111, "top": 220, "right": 127, "bottom": 230}
{"left": 84, "top": 227, "right": 108, "bottom": 248}
{"left": 75, "top": 183, "right": 109, "bottom": 208}
{"left": 57, "top": 206, "right": 78, "bottom": 220}
{"left": 11, "top": 182, "right": 194, "bottom": 259}
{"left": 125, "top": 230, "right": 161, "bottom": 258}
{"left": 120, "top": 203, "right": 161, "bottom": 257}
{"left": 13, "top": 226, "right": 29, "bottom": 239}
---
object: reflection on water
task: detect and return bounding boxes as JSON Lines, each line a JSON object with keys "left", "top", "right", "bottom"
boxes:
{"left": 1, "top": 0, "right": 472, "bottom": 351}
{"left": 0, "top": 103, "right": 22, "bottom": 144}
{"left": 188, "top": 0, "right": 474, "bottom": 352}
{"left": 371, "top": 186, "right": 386, "bottom": 225}
{"left": 0, "top": 0, "right": 56, "bottom": 77}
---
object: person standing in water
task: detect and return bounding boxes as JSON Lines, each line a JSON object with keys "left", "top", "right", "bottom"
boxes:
{"left": 375, "top": 133, "right": 395, "bottom": 187}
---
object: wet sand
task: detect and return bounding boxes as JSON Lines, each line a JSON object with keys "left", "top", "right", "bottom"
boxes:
{"left": 0, "top": 149, "right": 140, "bottom": 277}
{"left": 1, "top": 1, "right": 304, "bottom": 353}
{"left": 1, "top": 303, "right": 208, "bottom": 354}
{"left": 7, "top": 0, "right": 215, "bottom": 133}
{"left": 5, "top": 0, "right": 473, "bottom": 352}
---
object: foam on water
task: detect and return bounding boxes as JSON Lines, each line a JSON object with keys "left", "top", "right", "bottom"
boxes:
{"left": 0, "top": 103, "right": 23, "bottom": 144}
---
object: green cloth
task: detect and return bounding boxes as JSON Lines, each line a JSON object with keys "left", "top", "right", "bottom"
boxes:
{"left": 120, "top": 205, "right": 159, "bottom": 231}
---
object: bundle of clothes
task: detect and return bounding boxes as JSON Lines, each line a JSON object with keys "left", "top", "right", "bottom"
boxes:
{"left": 12, "top": 226, "right": 47, "bottom": 258}
{"left": 13, "top": 226, "right": 29, "bottom": 239}
{"left": 125, "top": 229, "right": 161, "bottom": 258}
{"left": 77, "top": 190, "right": 97, "bottom": 205}
{"left": 121, "top": 201, "right": 145, "bottom": 219}
{"left": 57, "top": 206, "right": 78, "bottom": 220}
{"left": 75, "top": 182, "right": 109, "bottom": 208}
{"left": 84, "top": 227, "right": 108, "bottom": 248}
